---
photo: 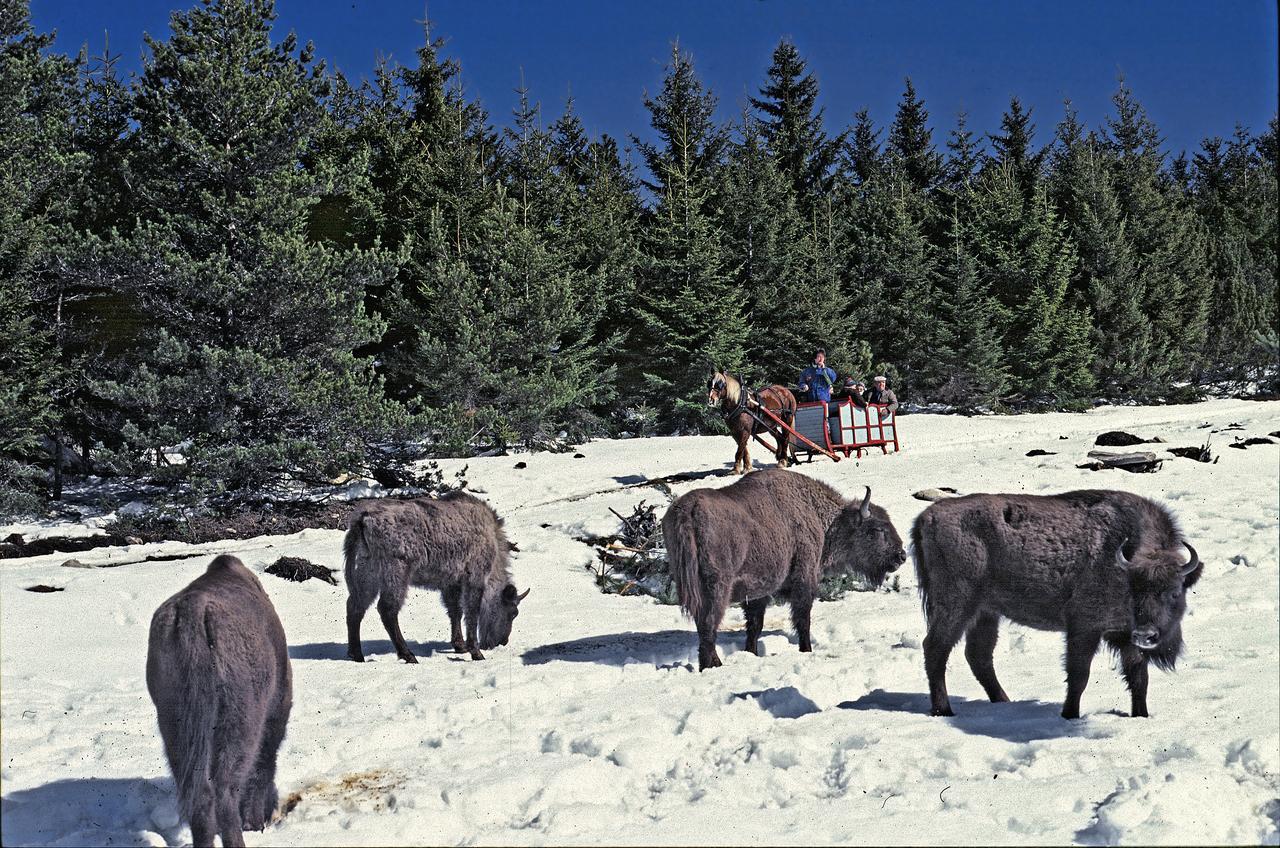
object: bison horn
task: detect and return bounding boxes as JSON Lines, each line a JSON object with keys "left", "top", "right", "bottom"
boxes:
{"left": 1179, "top": 542, "right": 1199, "bottom": 577}
{"left": 1114, "top": 539, "right": 1133, "bottom": 570}
{"left": 516, "top": 587, "right": 531, "bottom": 603}
{"left": 859, "top": 487, "right": 872, "bottom": 520}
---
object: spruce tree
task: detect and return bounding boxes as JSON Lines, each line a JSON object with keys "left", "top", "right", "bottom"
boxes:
{"left": 967, "top": 165, "right": 1095, "bottom": 402}
{"left": 886, "top": 78, "right": 942, "bottom": 192}
{"left": 935, "top": 224, "right": 1008, "bottom": 410}
{"left": 1192, "top": 125, "right": 1277, "bottom": 388}
{"left": 630, "top": 45, "right": 744, "bottom": 428}
{"left": 944, "top": 111, "right": 985, "bottom": 191}
{"left": 103, "top": 0, "right": 405, "bottom": 496}
{"left": 1099, "top": 80, "right": 1212, "bottom": 395}
{"left": 0, "top": 3, "right": 81, "bottom": 511}
{"left": 750, "top": 39, "right": 844, "bottom": 210}
{"left": 987, "top": 96, "right": 1045, "bottom": 199}
{"left": 841, "top": 108, "right": 882, "bottom": 186}
{"left": 411, "top": 192, "right": 615, "bottom": 449}
{"left": 720, "top": 114, "right": 855, "bottom": 383}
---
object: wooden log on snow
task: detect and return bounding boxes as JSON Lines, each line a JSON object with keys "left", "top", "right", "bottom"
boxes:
{"left": 1077, "top": 450, "right": 1163, "bottom": 473}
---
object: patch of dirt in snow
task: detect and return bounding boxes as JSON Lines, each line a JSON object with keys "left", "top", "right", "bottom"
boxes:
{"left": 281, "top": 769, "right": 405, "bottom": 817}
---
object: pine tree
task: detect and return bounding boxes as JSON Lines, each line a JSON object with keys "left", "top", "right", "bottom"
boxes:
{"left": 550, "top": 103, "right": 641, "bottom": 401}
{"left": 1191, "top": 124, "right": 1278, "bottom": 388}
{"left": 841, "top": 108, "right": 882, "bottom": 186}
{"left": 967, "top": 165, "right": 1095, "bottom": 402}
{"left": 987, "top": 96, "right": 1045, "bottom": 199}
{"left": 749, "top": 39, "right": 844, "bottom": 209}
{"left": 629, "top": 44, "right": 745, "bottom": 428}
{"left": 103, "top": 0, "right": 406, "bottom": 496}
{"left": 411, "top": 193, "right": 615, "bottom": 449}
{"left": 934, "top": 222, "right": 1007, "bottom": 410}
{"left": 0, "top": 3, "right": 82, "bottom": 512}
{"left": 943, "top": 111, "right": 985, "bottom": 191}
{"left": 842, "top": 174, "right": 945, "bottom": 396}
{"left": 1099, "top": 79, "right": 1212, "bottom": 395}
{"left": 720, "top": 114, "right": 855, "bottom": 383}
{"left": 886, "top": 78, "right": 942, "bottom": 192}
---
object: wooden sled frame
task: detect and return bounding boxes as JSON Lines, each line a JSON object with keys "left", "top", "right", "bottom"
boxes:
{"left": 785, "top": 399, "right": 901, "bottom": 462}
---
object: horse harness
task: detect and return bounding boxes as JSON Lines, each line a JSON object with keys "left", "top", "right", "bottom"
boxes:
{"left": 723, "top": 385, "right": 793, "bottom": 436}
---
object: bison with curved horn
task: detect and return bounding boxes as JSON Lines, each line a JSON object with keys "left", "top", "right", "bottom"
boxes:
{"left": 147, "top": 555, "right": 292, "bottom": 847}
{"left": 345, "top": 491, "right": 528, "bottom": 663}
{"left": 911, "top": 489, "right": 1203, "bottom": 719}
{"left": 663, "top": 469, "right": 907, "bottom": 670}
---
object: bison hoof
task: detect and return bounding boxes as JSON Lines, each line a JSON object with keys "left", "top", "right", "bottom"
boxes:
{"left": 470, "top": 650, "right": 486, "bottom": 661}
{"left": 1060, "top": 707, "right": 1080, "bottom": 720}
{"left": 452, "top": 641, "right": 467, "bottom": 653}
{"left": 1130, "top": 709, "right": 1149, "bottom": 718}
{"left": 399, "top": 653, "right": 418, "bottom": 664}
{"left": 930, "top": 706, "right": 955, "bottom": 717}
{"left": 347, "top": 651, "right": 365, "bottom": 663}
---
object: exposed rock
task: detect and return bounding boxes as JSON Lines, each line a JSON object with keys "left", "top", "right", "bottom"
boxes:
{"left": 913, "top": 488, "right": 960, "bottom": 502}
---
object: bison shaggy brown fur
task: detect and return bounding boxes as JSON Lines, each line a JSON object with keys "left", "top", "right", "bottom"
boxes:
{"left": 663, "top": 469, "right": 907, "bottom": 670}
{"left": 146, "top": 555, "right": 292, "bottom": 847}
{"left": 911, "top": 489, "right": 1202, "bottom": 719}
{"left": 344, "top": 491, "right": 528, "bottom": 663}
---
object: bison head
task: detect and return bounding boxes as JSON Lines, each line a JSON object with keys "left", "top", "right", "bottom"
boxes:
{"left": 1116, "top": 540, "right": 1201, "bottom": 668}
{"left": 822, "top": 487, "right": 908, "bottom": 587}
{"left": 479, "top": 583, "right": 530, "bottom": 650}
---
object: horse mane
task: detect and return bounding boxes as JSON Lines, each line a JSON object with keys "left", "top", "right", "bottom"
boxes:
{"left": 718, "top": 371, "right": 741, "bottom": 405}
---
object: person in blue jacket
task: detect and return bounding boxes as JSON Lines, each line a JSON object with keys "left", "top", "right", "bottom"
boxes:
{"left": 797, "top": 348, "right": 837, "bottom": 403}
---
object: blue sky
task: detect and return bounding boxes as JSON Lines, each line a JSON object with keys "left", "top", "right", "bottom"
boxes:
{"left": 31, "top": 0, "right": 1279, "bottom": 160}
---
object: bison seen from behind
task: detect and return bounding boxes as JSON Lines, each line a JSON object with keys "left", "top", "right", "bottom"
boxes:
{"left": 147, "top": 555, "right": 292, "bottom": 848}
{"left": 911, "top": 490, "right": 1202, "bottom": 719}
{"left": 664, "top": 469, "right": 907, "bottom": 670}
{"left": 345, "top": 491, "right": 528, "bottom": 663}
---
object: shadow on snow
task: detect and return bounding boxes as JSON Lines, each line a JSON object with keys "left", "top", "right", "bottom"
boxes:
{"left": 289, "top": 639, "right": 460, "bottom": 661}
{"left": 838, "top": 689, "right": 1096, "bottom": 743}
{"left": 520, "top": 628, "right": 792, "bottom": 668}
{"left": 1, "top": 775, "right": 185, "bottom": 846}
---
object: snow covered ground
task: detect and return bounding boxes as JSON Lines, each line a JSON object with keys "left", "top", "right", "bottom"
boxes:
{"left": 2, "top": 399, "right": 1278, "bottom": 846}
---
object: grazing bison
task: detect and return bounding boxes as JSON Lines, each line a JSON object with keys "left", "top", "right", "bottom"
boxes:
{"left": 911, "top": 490, "right": 1203, "bottom": 719}
{"left": 147, "top": 555, "right": 292, "bottom": 848}
{"left": 664, "top": 469, "right": 907, "bottom": 670}
{"left": 707, "top": 370, "right": 797, "bottom": 474}
{"left": 344, "top": 491, "right": 528, "bottom": 663}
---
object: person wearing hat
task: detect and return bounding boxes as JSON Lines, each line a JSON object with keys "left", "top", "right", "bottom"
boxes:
{"left": 866, "top": 375, "right": 898, "bottom": 414}
{"left": 838, "top": 376, "right": 868, "bottom": 407}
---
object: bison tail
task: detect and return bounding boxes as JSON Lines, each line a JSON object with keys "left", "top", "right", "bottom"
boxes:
{"left": 343, "top": 513, "right": 378, "bottom": 606}
{"left": 665, "top": 507, "right": 704, "bottom": 622}
{"left": 149, "top": 601, "right": 221, "bottom": 827}
{"left": 910, "top": 515, "right": 931, "bottom": 620}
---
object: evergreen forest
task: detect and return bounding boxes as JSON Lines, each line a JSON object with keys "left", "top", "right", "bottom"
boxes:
{"left": 3, "top": 0, "right": 1276, "bottom": 514}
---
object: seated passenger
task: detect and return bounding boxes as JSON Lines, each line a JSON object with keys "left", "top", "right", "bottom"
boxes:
{"left": 837, "top": 377, "right": 868, "bottom": 407}
{"left": 866, "top": 375, "right": 898, "bottom": 414}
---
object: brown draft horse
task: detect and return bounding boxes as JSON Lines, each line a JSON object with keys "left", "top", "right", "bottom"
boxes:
{"left": 707, "top": 371, "right": 797, "bottom": 474}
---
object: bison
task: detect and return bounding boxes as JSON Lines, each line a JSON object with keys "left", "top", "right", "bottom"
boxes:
{"left": 664, "top": 469, "right": 907, "bottom": 670}
{"left": 344, "top": 491, "right": 528, "bottom": 663}
{"left": 911, "top": 490, "right": 1203, "bottom": 719}
{"left": 146, "top": 555, "right": 292, "bottom": 848}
